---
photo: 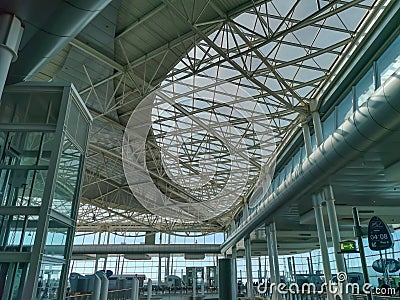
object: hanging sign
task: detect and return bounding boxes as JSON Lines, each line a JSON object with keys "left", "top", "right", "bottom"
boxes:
{"left": 372, "top": 258, "right": 400, "bottom": 273}
{"left": 367, "top": 216, "right": 393, "bottom": 251}
{"left": 339, "top": 240, "right": 357, "bottom": 253}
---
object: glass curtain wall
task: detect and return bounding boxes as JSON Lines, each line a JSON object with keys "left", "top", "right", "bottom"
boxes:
{"left": 0, "top": 83, "right": 91, "bottom": 300}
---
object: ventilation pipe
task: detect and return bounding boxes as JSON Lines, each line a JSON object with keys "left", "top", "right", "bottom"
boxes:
{"left": 6, "top": 0, "right": 111, "bottom": 83}
{"left": 221, "top": 69, "right": 400, "bottom": 253}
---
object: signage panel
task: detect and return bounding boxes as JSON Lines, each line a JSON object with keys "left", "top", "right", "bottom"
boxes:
{"left": 367, "top": 216, "right": 393, "bottom": 251}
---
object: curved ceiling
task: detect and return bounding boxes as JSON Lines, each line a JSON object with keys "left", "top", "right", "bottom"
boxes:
{"left": 29, "top": 0, "right": 388, "bottom": 233}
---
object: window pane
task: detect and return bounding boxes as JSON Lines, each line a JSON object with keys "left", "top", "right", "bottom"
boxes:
{"left": 44, "top": 218, "right": 69, "bottom": 259}
{"left": 293, "top": 150, "right": 300, "bottom": 171}
{"left": 0, "top": 91, "right": 61, "bottom": 125}
{"left": 337, "top": 91, "right": 353, "bottom": 125}
{"left": 322, "top": 112, "right": 335, "bottom": 140}
{"left": 37, "top": 261, "right": 64, "bottom": 300}
{"left": 300, "top": 146, "right": 306, "bottom": 162}
{"left": 378, "top": 35, "right": 400, "bottom": 86}
{"left": 355, "top": 67, "right": 374, "bottom": 108}
{"left": 311, "top": 133, "right": 316, "bottom": 151}
{"left": 52, "top": 137, "right": 82, "bottom": 217}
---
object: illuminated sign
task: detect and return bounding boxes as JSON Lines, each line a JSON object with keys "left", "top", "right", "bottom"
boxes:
{"left": 339, "top": 240, "right": 357, "bottom": 253}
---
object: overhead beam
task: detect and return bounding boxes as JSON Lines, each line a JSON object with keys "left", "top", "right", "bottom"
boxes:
{"left": 116, "top": 3, "right": 167, "bottom": 39}
{"left": 300, "top": 205, "right": 400, "bottom": 225}
{"left": 69, "top": 38, "right": 124, "bottom": 72}
{"left": 70, "top": 244, "right": 221, "bottom": 255}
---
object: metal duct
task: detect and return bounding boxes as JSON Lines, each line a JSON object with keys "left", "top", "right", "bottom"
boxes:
{"left": 4, "top": 0, "right": 111, "bottom": 83}
{"left": 221, "top": 69, "right": 400, "bottom": 253}
{"left": 70, "top": 244, "right": 221, "bottom": 255}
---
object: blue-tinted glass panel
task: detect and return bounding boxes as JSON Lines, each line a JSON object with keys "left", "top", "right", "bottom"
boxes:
{"left": 293, "top": 150, "right": 300, "bottom": 171}
{"left": 322, "top": 111, "right": 335, "bottom": 140}
{"left": 44, "top": 218, "right": 69, "bottom": 259}
{"left": 356, "top": 67, "right": 374, "bottom": 108}
{"left": 337, "top": 91, "right": 353, "bottom": 125}
{"left": 378, "top": 35, "right": 400, "bottom": 86}
{"left": 52, "top": 137, "right": 82, "bottom": 217}
{"left": 285, "top": 161, "right": 292, "bottom": 177}
{"left": 300, "top": 146, "right": 306, "bottom": 162}
{"left": 311, "top": 133, "right": 316, "bottom": 151}
{"left": 37, "top": 261, "right": 64, "bottom": 299}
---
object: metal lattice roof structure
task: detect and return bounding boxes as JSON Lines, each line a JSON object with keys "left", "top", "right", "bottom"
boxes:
{"left": 33, "top": 0, "right": 389, "bottom": 233}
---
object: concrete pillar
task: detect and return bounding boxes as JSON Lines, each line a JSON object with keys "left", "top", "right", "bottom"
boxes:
{"left": 147, "top": 279, "right": 152, "bottom": 300}
{"left": 244, "top": 237, "right": 253, "bottom": 299}
{"left": 323, "top": 186, "right": 350, "bottom": 300}
{"left": 0, "top": 14, "right": 23, "bottom": 100}
{"left": 301, "top": 121, "right": 312, "bottom": 156}
{"left": 92, "top": 274, "right": 101, "bottom": 300}
{"left": 312, "top": 195, "right": 334, "bottom": 300}
{"left": 311, "top": 111, "right": 323, "bottom": 145}
{"left": 99, "top": 274, "right": 108, "bottom": 300}
{"left": 131, "top": 277, "right": 139, "bottom": 300}
{"left": 232, "top": 245, "right": 238, "bottom": 299}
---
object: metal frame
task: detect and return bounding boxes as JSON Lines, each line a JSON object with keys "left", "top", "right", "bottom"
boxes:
{"left": 34, "top": 0, "right": 388, "bottom": 233}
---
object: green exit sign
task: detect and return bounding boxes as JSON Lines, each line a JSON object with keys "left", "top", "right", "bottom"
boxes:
{"left": 340, "top": 240, "right": 357, "bottom": 252}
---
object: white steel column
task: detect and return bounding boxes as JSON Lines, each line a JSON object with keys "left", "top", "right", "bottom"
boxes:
{"left": 312, "top": 195, "right": 334, "bottom": 300}
{"left": 201, "top": 276, "right": 205, "bottom": 296}
{"left": 131, "top": 278, "right": 139, "bottom": 300}
{"left": 269, "top": 222, "right": 281, "bottom": 300}
{"left": 165, "top": 233, "right": 171, "bottom": 277}
{"left": 244, "top": 237, "right": 254, "bottom": 299}
{"left": 147, "top": 279, "right": 152, "bottom": 300}
{"left": 265, "top": 225, "right": 276, "bottom": 285}
{"left": 232, "top": 245, "right": 238, "bottom": 299}
{"left": 311, "top": 111, "right": 323, "bottom": 145}
{"left": 158, "top": 233, "right": 162, "bottom": 286}
{"left": 102, "top": 231, "right": 110, "bottom": 270}
{"left": 94, "top": 232, "right": 102, "bottom": 271}
{"left": 258, "top": 257, "right": 262, "bottom": 283}
{"left": 323, "top": 186, "right": 350, "bottom": 300}
{"left": 193, "top": 275, "right": 197, "bottom": 297}
{"left": 99, "top": 274, "right": 109, "bottom": 300}
{"left": 92, "top": 274, "right": 101, "bottom": 300}
{"left": 0, "top": 14, "right": 23, "bottom": 99}
{"left": 301, "top": 121, "right": 313, "bottom": 156}
{"left": 215, "top": 254, "right": 219, "bottom": 291}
